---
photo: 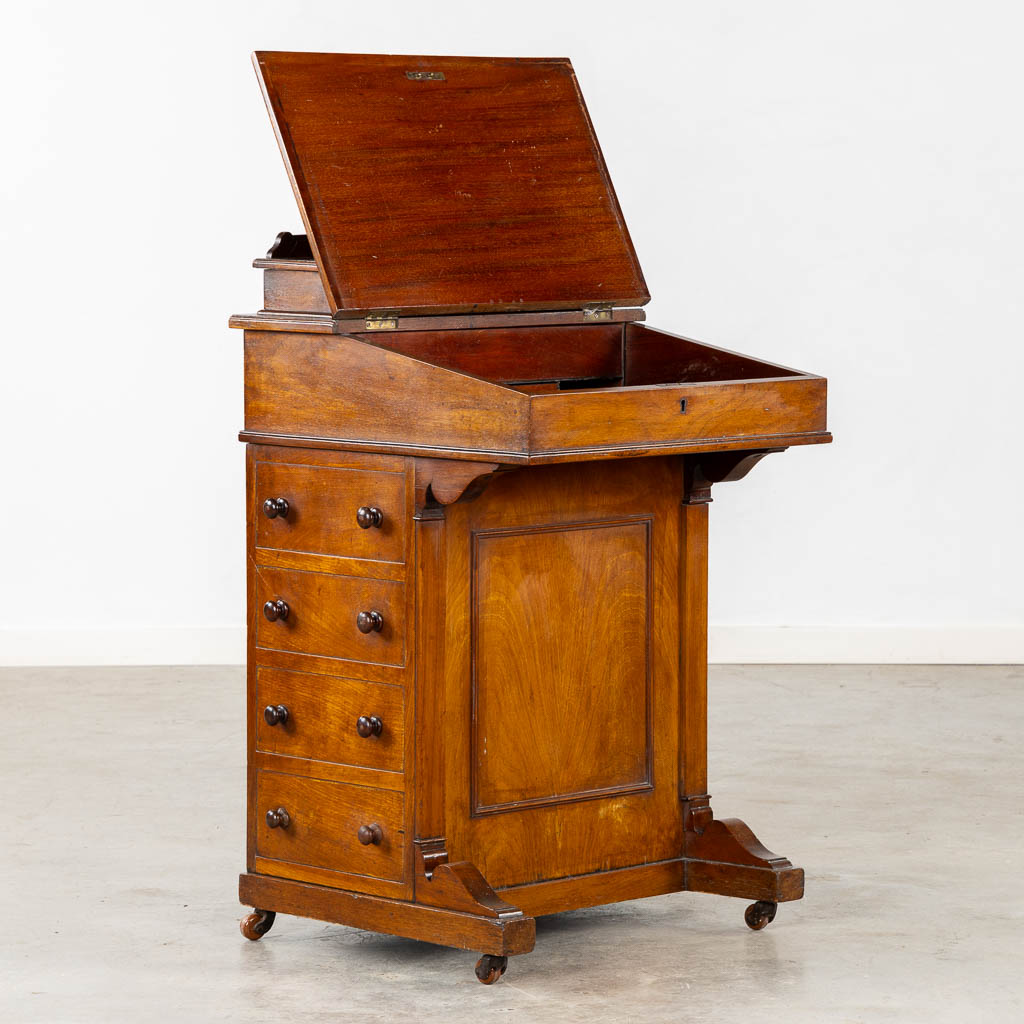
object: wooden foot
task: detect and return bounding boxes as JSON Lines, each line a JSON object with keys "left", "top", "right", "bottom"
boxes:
{"left": 682, "top": 797, "right": 804, "bottom": 903}
{"left": 240, "top": 908, "right": 276, "bottom": 940}
{"left": 744, "top": 900, "right": 778, "bottom": 930}
{"left": 415, "top": 842, "right": 528, "bottom": 921}
{"left": 475, "top": 954, "right": 508, "bottom": 984}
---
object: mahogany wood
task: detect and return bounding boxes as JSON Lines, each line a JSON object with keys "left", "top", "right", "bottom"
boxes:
{"left": 244, "top": 328, "right": 828, "bottom": 461}
{"left": 240, "top": 427, "right": 832, "bottom": 466}
{"left": 624, "top": 323, "right": 807, "bottom": 384}
{"left": 527, "top": 375, "right": 826, "bottom": 453}
{"left": 255, "top": 770, "right": 405, "bottom": 885}
{"left": 254, "top": 565, "right": 405, "bottom": 666}
{"left": 471, "top": 516, "right": 653, "bottom": 814}
{"left": 440, "top": 460, "right": 682, "bottom": 889}
{"left": 253, "top": 52, "right": 648, "bottom": 317}
{"left": 230, "top": 307, "right": 647, "bottom": 333}
{"left": 239, "top": 873, "right": 536, "bottom": 956}
{"left": 362, "top": 324, "right": 625, "bottom": 385}
{"left": 244, "top": 330, "right": 529, "bottom": 456}
{"left": 254, "top": 459, "right": 406, "bottom": 563}
{"left": 501, "top": 860, "right": 685, "bottom": 918}
{"left": 263, "top": 266, "right": 331, "bottom": 315}
{"left": 235, "top": 50, "right": 830, "bottom": 982}
{"left": 255, "top": 667, "right": 404, "bottom": 773}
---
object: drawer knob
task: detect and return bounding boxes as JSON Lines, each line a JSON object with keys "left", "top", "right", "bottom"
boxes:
{"left": 356, "top": 610, "right": 384, "bottom": 634}
{"left": 264, "top": 704, "right": 289, "bottom": 726}
{"left": 356, "top": 506, "right": 384, "bottom": 529}
{"left": 356, "top": 714, "right": 383, "bottom": 738}
{"left": 357, "top": 823, "right": 383, "bottom": 845}
{"left": 265, "top": 807, "right": 291, "bottom": 829}
{"left": 263, "top": 599, "right": 290, "bottom": 622}
{"left": 263, "top": 497, "right": 290, "bottom": 520}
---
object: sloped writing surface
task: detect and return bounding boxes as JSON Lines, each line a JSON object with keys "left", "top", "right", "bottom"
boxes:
{"left": 254, "top": 52, "right": 649, "bottom": 317}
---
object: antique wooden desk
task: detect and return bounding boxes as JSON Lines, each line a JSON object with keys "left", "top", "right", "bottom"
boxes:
{"left": 232, "top": 51, "right": 830, "bottom": 984}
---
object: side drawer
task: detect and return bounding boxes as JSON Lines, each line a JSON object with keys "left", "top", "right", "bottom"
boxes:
{"left": 256, "top": 667, "right": 404, "bottom": 773}
{"left": 255, "top": 771, "right": 405, "bottom": 884}
{"left": 255, "top": 566, "right": 405, "bottom": 667}
{"left": 255, "top": 459, "right": 406, "bottom": 563}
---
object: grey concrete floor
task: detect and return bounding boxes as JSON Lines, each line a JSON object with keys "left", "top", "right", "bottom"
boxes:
{"left": 1, "top": 665, "right": 1021, "bottom": 1023}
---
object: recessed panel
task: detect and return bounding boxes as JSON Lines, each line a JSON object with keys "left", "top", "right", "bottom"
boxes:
{"left": 471, "top": 519, "right": 652, "bottom": 814}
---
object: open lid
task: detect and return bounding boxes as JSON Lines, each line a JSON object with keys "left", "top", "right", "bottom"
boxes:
{"left": 253, "top": 52, "right": 650, "bottom": 319}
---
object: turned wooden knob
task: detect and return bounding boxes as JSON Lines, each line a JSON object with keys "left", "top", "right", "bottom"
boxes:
{"left": 262, "top": 497, "right": 290, "bottom": 520}
{"left": 263, "top": 599, "right": 289, "bottom": 622}
{"left": 357, "top": 823, "right": 383, "bottom": 845}
{"left": 356, "top": 715, "right": 383, "bottom": 738}
{"left": 356, "top": 610, "right": 383, "bottom": 634}
{"left": 265, "top": 807, "right": 290, "bottom": 829}
{"left": 264, "top": 704, "right": 289, "bottom": 726}
{"left": 356, "top": 506, "right": 384, "bottom": 529}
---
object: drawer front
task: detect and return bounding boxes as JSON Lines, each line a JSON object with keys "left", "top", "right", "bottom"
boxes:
{"left": 256, "top": 667, "right": 404, "bottom": 773}
{"left": 255, "top": 460, "right": 406, "bottom": 563}
{"left": 256, "top": 771, "right": 404, "bottom": 882}
{"left": 255, "top": 566, "right": 405, "bottom": 666}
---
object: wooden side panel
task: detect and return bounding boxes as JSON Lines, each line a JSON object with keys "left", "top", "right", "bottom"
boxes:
{"left": 528, "top": 376, "right": 827, "bottom": 453}
{"left": 263, "top": 267, "right": 331, "bottom": 314}
{"left": 624, "top": 323, "right": 806, "bottom": 384}
{"left": 503, "top": 860, "right": 685, "bottom": 918}
{"left": 244, "top": 331, "right": 529, "bottom": 455}
{"left": 441, "top": 459, "right": 683, "bottom": 889}
{"left": 246, "top": 446, "right": 259, "bottom": 873}
{"left": 363, "top": 323, "right": 623, "bottom": 384}
{"left": 471, "top": 519, "right": 652, "bottom": 813}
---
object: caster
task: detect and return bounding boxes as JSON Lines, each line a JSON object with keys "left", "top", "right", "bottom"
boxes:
{"left": 474, "top": 954, "right": 508, "bottom": 984}
{"left": 240, "top": 908, "right": 277, "bottom": 940}
{"left": 744, "top": 900, "right": 778, "bottom": 931}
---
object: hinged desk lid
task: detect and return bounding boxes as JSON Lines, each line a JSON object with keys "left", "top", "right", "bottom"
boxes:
{"left": 253, "top": 52, "right": 650, "bottom": 319}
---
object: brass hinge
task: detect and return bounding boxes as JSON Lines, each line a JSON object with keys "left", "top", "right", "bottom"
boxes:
{"left": 364, "top": 314, "right": 398, "bottom": 331}
{"left": 582, "top": 303, "right": 613, "bottom": 321}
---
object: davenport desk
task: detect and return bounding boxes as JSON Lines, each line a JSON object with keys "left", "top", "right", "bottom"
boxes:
{"left": 231, "top": 51, "right": 831, "bottom": 984}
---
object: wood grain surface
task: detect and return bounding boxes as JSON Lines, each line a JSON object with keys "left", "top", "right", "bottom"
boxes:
{"left": 255, "top": 459, "right": 406, "bottom": 564}
{"left": 254, "top": 565, "right": 405, "bottom": 667}
{"left": 255, "top": 666, "right": 405, "bottom": 773}
{"left": 253, "top": 52, "right": 648, "bottom": 316}
{"left": 441, "top": 458, "right": 683, "bottom": 889}
{"left": 255, "top": 770, "right": 405, "bottom": 884}
{"left": 471, "top": 518, "right": 652, "bottom": 813}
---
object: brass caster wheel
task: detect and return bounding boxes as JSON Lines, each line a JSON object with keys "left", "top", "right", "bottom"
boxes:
{"left": 240, "top": 909, "right": 277, "bottom": 940}
{"left": 475, "top": 954, "right": 508, "bottom": 984}
{"left": 744, "top": 900, "right": 778, "bottom": 931}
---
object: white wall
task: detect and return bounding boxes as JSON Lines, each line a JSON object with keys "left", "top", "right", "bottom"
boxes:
{"left": 2, "top": 0, "right": 1021, "bottom": 665}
